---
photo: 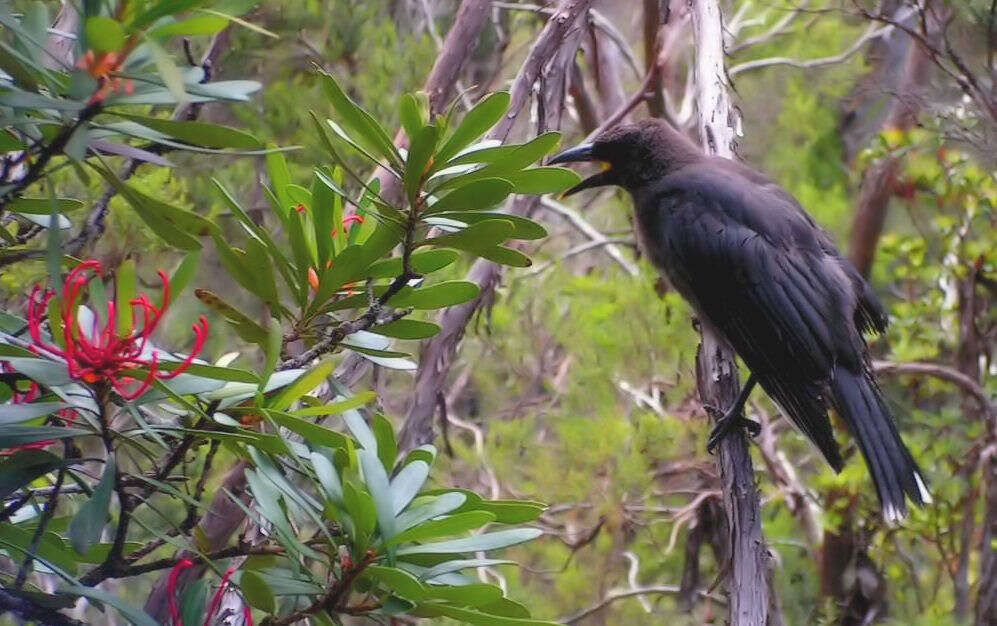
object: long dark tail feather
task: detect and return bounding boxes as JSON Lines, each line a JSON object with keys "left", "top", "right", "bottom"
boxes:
{"left": 831, "top": 365, "right": 931, "bottom": 521}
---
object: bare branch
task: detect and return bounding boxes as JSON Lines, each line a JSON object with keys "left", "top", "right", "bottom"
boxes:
{"left": 729, "top": 22, "right": 893, "bottom": 77}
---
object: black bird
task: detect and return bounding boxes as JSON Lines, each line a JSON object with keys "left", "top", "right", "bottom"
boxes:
{"left": 550, "top": 120, "right": 930, "bottom": 520}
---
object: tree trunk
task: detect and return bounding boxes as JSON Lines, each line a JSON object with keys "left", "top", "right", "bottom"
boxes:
{"left": 690, "top": 2, "right": 774, "bottom": 623}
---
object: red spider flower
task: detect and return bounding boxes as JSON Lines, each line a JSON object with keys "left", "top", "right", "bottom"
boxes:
{"left": 27, "top": 260, "right": 209, "bottom": 401}
{"left": 168, "top": 561, "right": 254, "bottom": 626}
{"left": 167, "top": 558, "right": 196, "bottom": 626}
{"left": 341, "top": 213, "right": 365, "bottom": 231}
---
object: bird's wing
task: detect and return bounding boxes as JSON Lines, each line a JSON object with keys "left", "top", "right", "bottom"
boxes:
{"left": 652, "top": 170, "right": 854, "bottom": 467}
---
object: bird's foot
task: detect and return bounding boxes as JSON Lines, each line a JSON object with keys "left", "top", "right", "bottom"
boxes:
{"left": 704, "top": 404, "right": 760, "bottom": 453}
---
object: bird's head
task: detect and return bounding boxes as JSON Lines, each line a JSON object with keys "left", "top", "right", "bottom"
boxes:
{"left": 549, "top": 119, "right": 701, "bottom": 196}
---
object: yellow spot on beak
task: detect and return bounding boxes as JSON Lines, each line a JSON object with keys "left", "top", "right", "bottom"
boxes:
{"left": 599, "top": 161, "right": 612, "bottom": 172}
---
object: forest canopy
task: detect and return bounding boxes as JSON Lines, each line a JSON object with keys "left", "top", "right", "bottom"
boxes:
{"left": 0, "top": 1, "right": 993, "bottom": 625}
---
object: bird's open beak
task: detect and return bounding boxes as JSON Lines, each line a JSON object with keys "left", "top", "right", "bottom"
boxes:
{"left": 549, "top": 143, "right": 614, "bottom": 197}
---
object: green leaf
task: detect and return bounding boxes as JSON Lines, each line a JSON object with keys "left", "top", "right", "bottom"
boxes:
{"left": 435, "top": 92, "right": 511, "bottom": 165}
{"left": 370, "top": 319, "right": 441, "bottom": 339}
{"left": 405, "top": 124, "right": 439, "bottom": 205}
{"left": 310, "top": 245, "right": 365, "bottom": 312}
{"left": 395, "top": 528, "right": 542, "bottom": 556}
{"left": 179, "top": 578, "right": 209, "bottom": 626}
{"left": 393, "top": 492, "right": 466, "bottom": 532}
{"left": 0, "top": 426, "right": 89, "bottom": 449}
{"left": 427, "top": 179, "right": 514, "bottom": 213}
{"left": 0, "top": 450, "right": 81, "bottom": 500}
{"left": 435, "top": 133, "right": 561, "bottom": 191}
{"left": 69, "top": 456, "right": 115, "bottom": 555}
{"left": 149, "top": 15, "right": 229, "bottom": 38}
{"left": 342, "top": 479, "right": 377, "bottom": 545}
{"left": 367, "top": 249, "right": 460, "bottom": 279}
{"left": 7, "top": 198, "right": 84, "bottom": 214}
{"left": 421, "top": 219, "right": 515, "bottom": 253}
{"left": 390, "top": 460, "right": 429, "bottom": 515}
{"left": 476, "top": 246, "right": 531, "bottom": 268}
{"left": 419, "top": 558, "right": 514, "bottom": 582}
{"left": 165, "top": 363, "right": 260, "bottom": 384}
{"left": 146, "top": 36, "right": 187, "bottom": 105}
{"left": 115, "top": 258, "right": 135, "bottom": 336}
{"left": 390, "top": 281, "right": 480, "bottom": 310}
{"left": 244, "top": 237, "right": 280, "bottom": 305}
{"left": 320, "top": 72, "right": 401, "bottom": 168}
{"left": 292, "top": 391, "right": 377, "bottom": 416}
{"left": 367, "top": 565, "right": 425, "bottom": 601}
{"left": 194, "top": 289, "right": 268, "bottom": 345}
{"left": 267, "top": 411, "right": 350, "bottom": 450}
{"left": 240, "top": 570, "right": 277, "bottom": 613}
{"left": 310, "top": 450, "right": 343, "bottom": 502}
{"left": 416, "top": 602, "right": 558, "bottom": 626}
{"left": 85, "top": 17, "right": 125, "bottom": 53}
{"left": 267, "top": 361, "right": 334, "bottom": 411}
{"left": 387, "top": 511, "right": 496, "bottom": 547}
{"left": 398, "top": 93, "right": 425, "bottom": 140}
{"left": 0, "top": 402, "right": 67, "bottom": 425}
{"left": 359, "top": 449, "right": 396, "bottom": 542}
{"left": 423, "top": 583, "right": 503, "bottom": 606}
{"left": 433, "top": 212, "right": 546, "bottom": 240}
{"left": 372, "top": 414, "right": 398, "bottom": 471}
{"left": 502, "top": 167, "right": 580, "bottom": 194}
{"left": 113, "top": 114, "right": 261, "bottom": 149}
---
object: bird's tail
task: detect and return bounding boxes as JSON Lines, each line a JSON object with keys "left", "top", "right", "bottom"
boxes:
{"left": 830, "top": 365, "right": 931, "bottom": 521}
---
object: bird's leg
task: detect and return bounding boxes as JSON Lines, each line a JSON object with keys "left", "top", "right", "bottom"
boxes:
{"left": 705, "top": 374, "right": 760, "bottom": 453}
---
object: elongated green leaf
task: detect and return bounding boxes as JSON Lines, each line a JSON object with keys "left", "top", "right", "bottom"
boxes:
{"left": 0, "top": 426, "right": 89, "bottom": 448}
{"left": 342, "top": 479, "right": 377, "bottom": 545}
{"left": 435, "top": 92, "right": 511, "bottom": 166}
{"left": 476, "top": 246, "right": 531, "bottom": 267}
{"left": 427, "top": 179, "right": 514, "bottom": 213}
{"left": 433, "top": 212, "right": 546, "bottom": 240}
{"left": 320, "top": 72, "right": 401, "bottom": 168}
{"left": 435, "top": 133, "right": 561, "bottom": 191}
{"left": 388, "top": 511, "right": 496, "bottom": 547}
{"left": 405, "top": 124, "right": 438, "bottom": 205}
{"left": 359, "top": 449, "right": 396, "bottom": 541}
{"left": 395, "top": 492, "right": 466, "bottom": 532}
{"left": 113, "top": 114, "right": 261, "bottom": 149}
{"left": 310, "top": 450, "right": 343, "bottom": 502}
{"left": 419, "top": 558, "right": 514, "bottom": 582}
{"left": 0, "top": 402, "right": 67, "bottom": 425}
{"left": 267, "top": 361, "right": 334, "bottom": 411}
{"left": 389, "top": 281, "right": 480, "bottom": 310}
{"left": 86, "top": 17, "right": 125, "bottom": 52}
{"left": 0, "top": 450, "right": 81, "bottom": 499}
{"left": 7, "top": 198, "right": 84, "bottom": 214}
{"left": 370, "top": 319, "right": 441, "bottom": 339}
{"left": 390, "top": 460, "right": 429, "bottom": 514}
{"left": 423, "top": 583, "right": 503, "bottom": 606}
{"left": 240, "top": 570, "right": 276, "bottom": 613}
{"left": 367, "top": 249, "right": 460, "bottom": 279}
{"left": 396, "top": 528, "right": 542, "bottom": 556}
{"left": 398, "top": 94, "right": 424, "bottom": 140}
{"left": 194, "top": 289, "right": 268, "bottom": 345}
{"left": 70, "top": 456, "right": 115, "bottom": 554}
{"left": 421, "top": 220, "right": 514, "bottom": 253}
{"left": 502, "top": 167, "right": 580, "bottom": 194}
{"left": 367, "top": 565, "right": 425, "bottom": 601}
{"left": 416, "top": 602, "right": 558, "bottom": 626}
{"left": 149, "top": 15, "right": 229, "bottom": 38}
{"left": 292, "top": 391, "right": 377, "bottom": 416}
{"left": 267, "top": 411, "right": 350, "bottom": 450}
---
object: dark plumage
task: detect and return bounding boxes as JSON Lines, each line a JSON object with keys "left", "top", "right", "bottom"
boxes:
{"left": 550, "top": 120, "right": 930, "bottom": 520}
